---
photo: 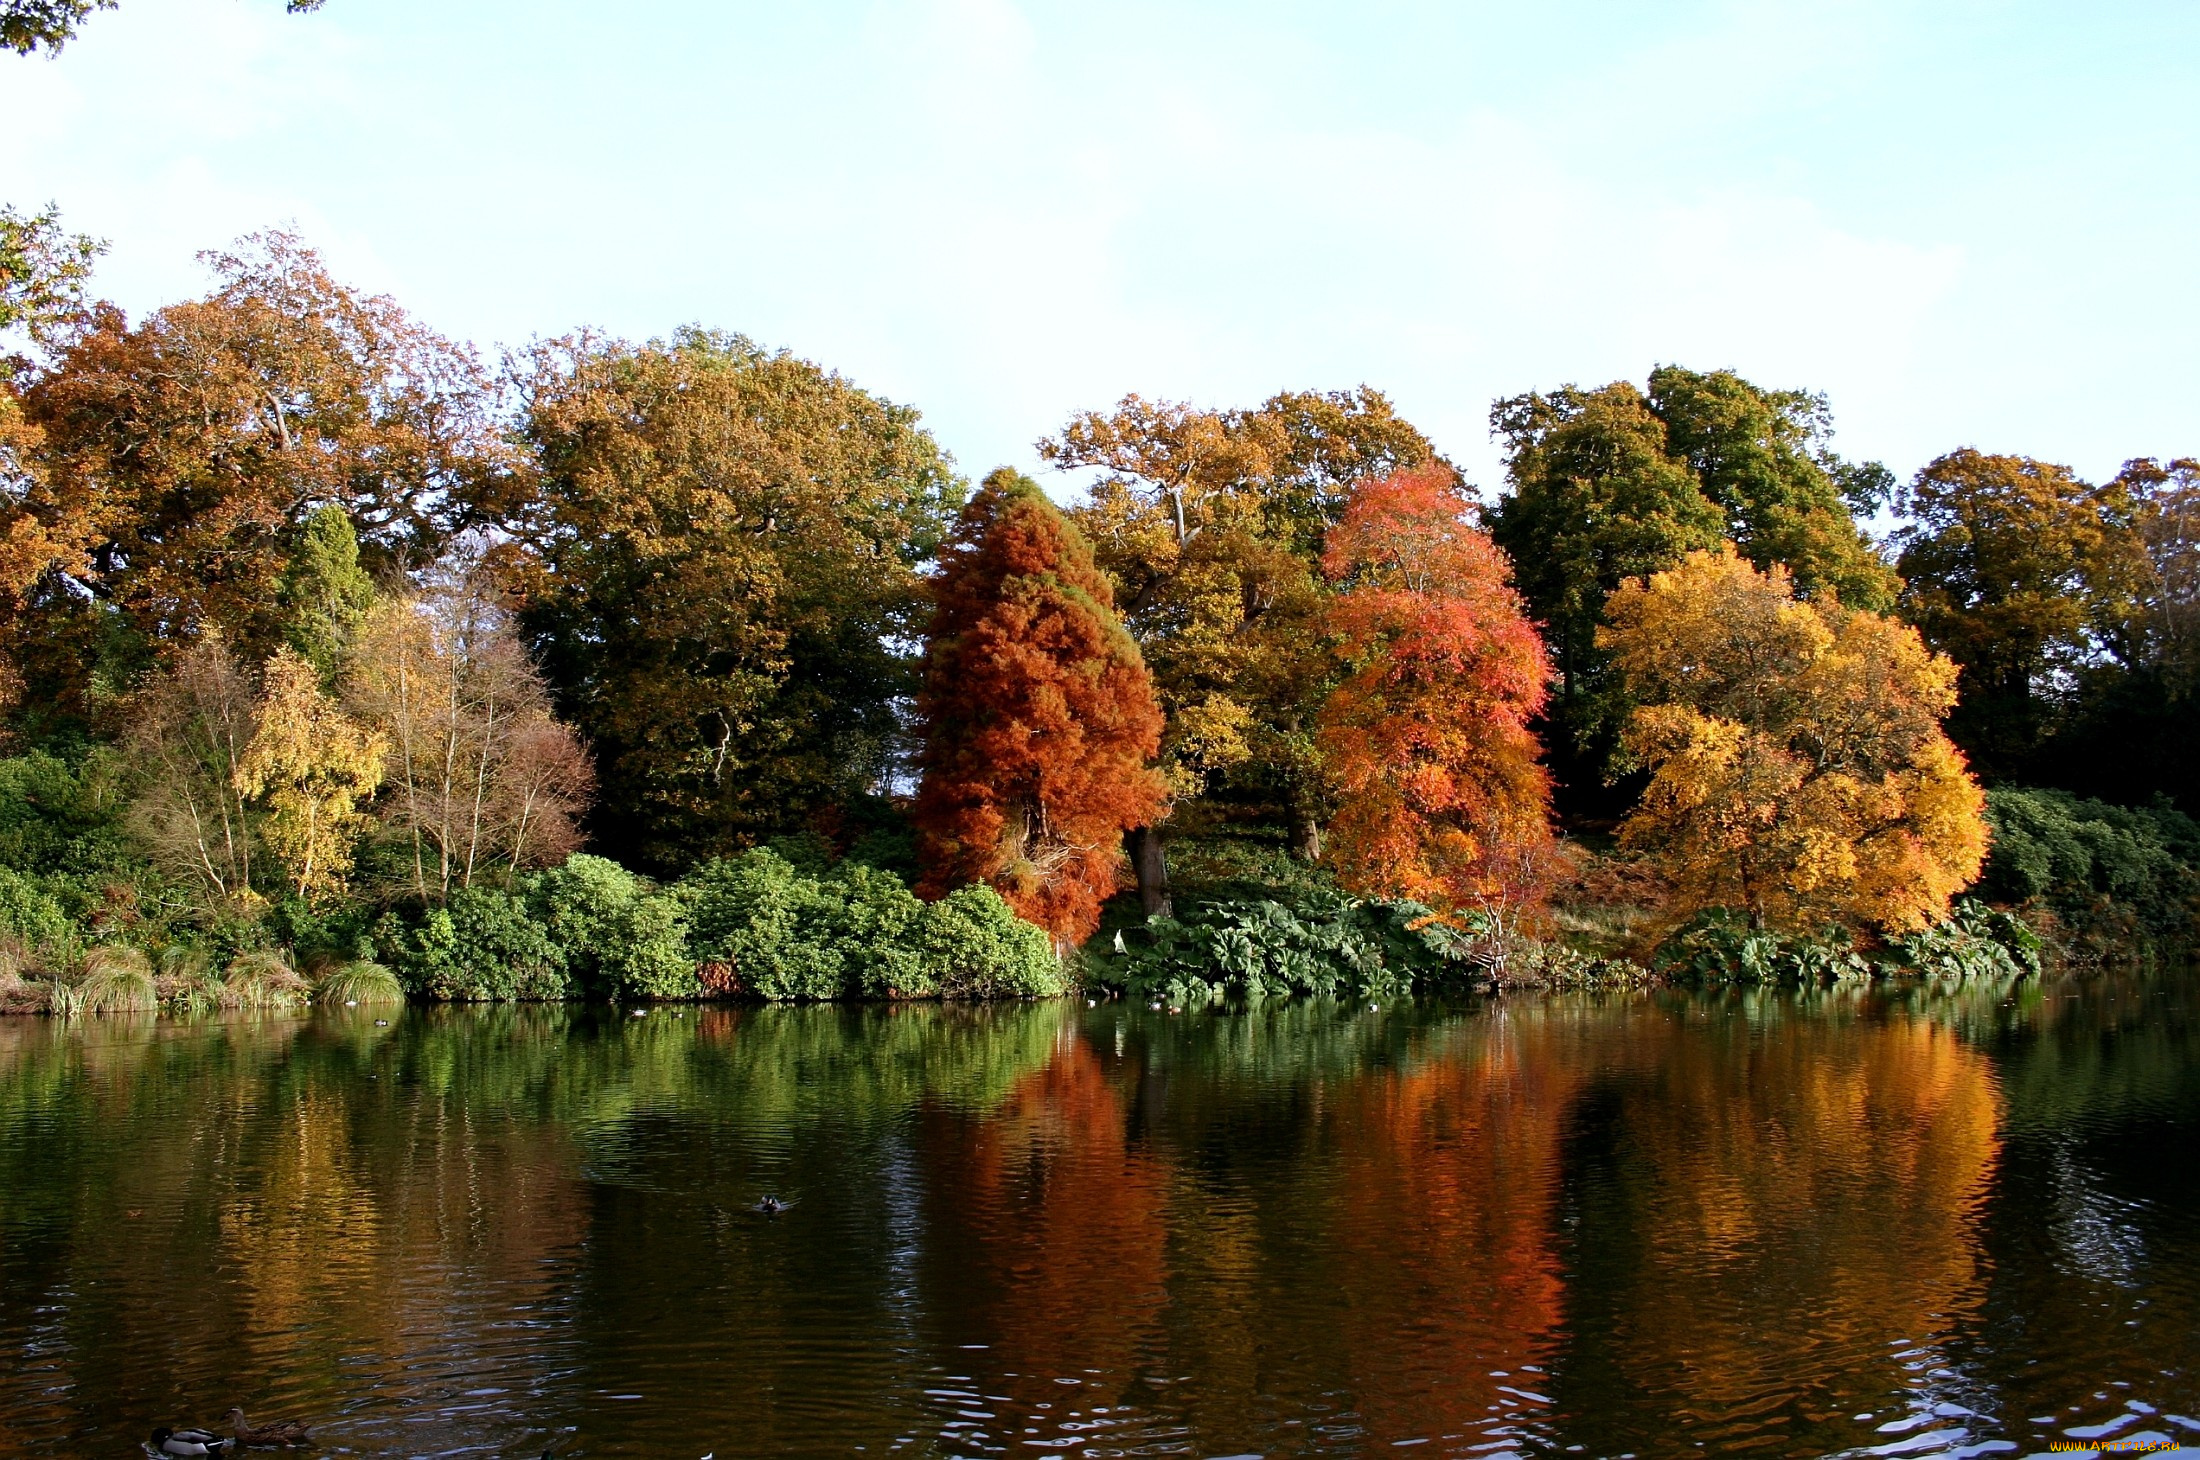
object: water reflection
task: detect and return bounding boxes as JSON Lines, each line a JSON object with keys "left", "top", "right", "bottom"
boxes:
{"left": 0, "top": 974, "right": 2192, "bottom": 1458}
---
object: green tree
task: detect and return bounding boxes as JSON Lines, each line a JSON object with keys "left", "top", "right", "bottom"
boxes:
{"left": 512, "top": 328, "right": 962, "bottom": 870}
{"left": 277, "top": 503, "right": 376, "bottom": 680}
{"left": 1485, "top": 368, "right": 1894, "bottom": 810}
{"left": 1893, "top": 449, "right": 2149, "bottom": 777}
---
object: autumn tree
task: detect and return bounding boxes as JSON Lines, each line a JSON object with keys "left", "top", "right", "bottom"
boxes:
{"left": 512, "top": 328, "right": 962, "bottom": 869}
{"left": 235, "top": 645, "right": 385, "bottom": 902}
{"left": 127, "top": 632, "right": 262, "bottom": 908}
{"left": 8, "top": 229, "right": 509, "bottom": 720}
{"left": 1893, "top": 449, "right": 2149, "bottom": 776}
{"left": 1485, "top": 369, "right": 1894, "bottom": 811}
{"left": 913, "top": 470, "right": 1166, "bottom": 947}
{"left": 1602, "top": 547, "right": 1987, "bottom": 937}
{"left": 1042, "top": 387, "right": 1439, "bottom": 898}
{"left": 1315, "top": 465, "right": 1557, "bottom": 922}
{"left": 347, "top": 577, "right": 592, "bottom": 901}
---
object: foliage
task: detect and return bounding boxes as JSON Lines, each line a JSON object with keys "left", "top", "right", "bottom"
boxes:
{"left": 914, "top": 468, "right": 1166, "bottom": 945}
{"left": 276, "top": 504, "right": 376, "bottom": 681}
{"left": 0, "top": 201, "right": 103, "bottom": 368}
{"left": 532, "top": 853, "right": 692, "bottom": 1001}
{"left": 0, "top": 0, "right": 319, "bottom": 56}
{"left": 74, "top": 945, "right": 155, "bottom": 1012}
{"left": 314, "top": 960, "right": 404, "bottom": 1006}
{"left": 1317, "top": 464, "right": 1558, "bottom": 920}
{"left": 512, "top": 328, "right": 963, "bottom": 871}
{"left": 126, "top": 635, "right": 262, "bottom": 907}
{"left": 1894, "top": 449, "right": 2150, "bottom": 776}
{"left": 234, "top": 646, "right": 386, "bottom": 902}
{"left": 1484, "top": 369, "right": 1893, "bottom": 805}
{"left": 347, "top": 583, "right": 592, "bottom": 901}
{"left": 1655, "top": 900, "right": 2038, "bottom": 984}
{"left": 678, "top": 848, "right": 1061, "bottom": 1002}
{"left": 1045, "top": 388, "right": 1440, "bottom": 856}
{"left": 380, "top": 885, "right": 569, "bottom": 1002}
{"left": 1602, "top": 547, "right": 1989, "bottom": 936}
{"left": 1979, "top": 787, "right": 2200, "bottom": 946}
{"left": 1097, "top": 887, "right": 1479, "bottom": 1006}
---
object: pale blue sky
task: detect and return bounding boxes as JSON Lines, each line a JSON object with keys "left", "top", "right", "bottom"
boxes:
{"left": 6, "top": 0, "right": 2195, "bottom": 494}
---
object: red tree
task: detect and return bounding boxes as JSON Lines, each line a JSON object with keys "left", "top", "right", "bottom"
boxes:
{"left": 915, "top": 469, "right": 1168, "bottom": 946}
{"left": 1317, "top": 464, "right": 1558, "bottom": 921}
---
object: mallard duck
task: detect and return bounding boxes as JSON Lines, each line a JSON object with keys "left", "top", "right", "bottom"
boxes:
{"left": 149, "top": 1428, "right": 233, "bottom": 1457}
{"left": 224, "top": 1407, "right": 312, "bottom": 1447}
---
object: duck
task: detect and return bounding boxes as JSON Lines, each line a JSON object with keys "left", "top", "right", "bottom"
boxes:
{"left": 148, "top": 1428, "right": 233, "bottom": 1457}
{"left": 752, "top": 1194, "right": 796, "bottom": 1215}
{"left": 225, "top": 1408, "right": 312, "bottom": 1448}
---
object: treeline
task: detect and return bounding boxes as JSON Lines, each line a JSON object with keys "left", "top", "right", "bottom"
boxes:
{"left": 0, "top": 209, "right": 2189, "bottom": 1007}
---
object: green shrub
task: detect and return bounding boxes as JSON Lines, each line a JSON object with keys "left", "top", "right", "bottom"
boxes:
{"left": 1980, "top": 787, "right": 2200, "bottom": 944}
{"left": 315, "top": 959, "right": 405, "bottom": 1006}
{"left": 382, "top": 885, "right": 568, "bottom": 1001}
{"left": 534, "top": 854, "right": 692, "bottom": 1001}
{"left": 1654, "top": 900, "right": 2039, "bottom": 984}
{"left": 77, "top": 945, "right": 156, "bottom": 1012}
{"left": 1097, "top": 888, "right": 1471, "bottom": 1005}
{"left": 914, "top": 884, "right": 1064, "bottom": 999}
{"left": 223, "top": 949, "right": 313, "bottom": 1009}
{"left": 678, "top": 850, "right": 923, "bottom": 1000}
{"left": 0, "top": 865, "right": 73, "bottom": 953}
{"left": 676, "top": 850, "right": 1060, "bottom": 1001}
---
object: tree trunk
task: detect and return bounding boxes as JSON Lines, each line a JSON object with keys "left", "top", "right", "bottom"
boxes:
{"left": 1290, "top": 810, "right": 1323, "bottom": 862}
{"left": 1127, "top": 825, "right": 1172, "bottom": 920}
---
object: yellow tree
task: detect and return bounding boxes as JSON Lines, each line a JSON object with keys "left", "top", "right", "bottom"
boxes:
{"left": 1601, "top": 547, "right": 1987, "bottom": 936}
{"left": 235, "top": 646, "right": 386, "bottom": 902}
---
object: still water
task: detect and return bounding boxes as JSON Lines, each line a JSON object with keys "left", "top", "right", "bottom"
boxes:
{"left": 0, "top": 971, "right": 2194, "bottom": 1459}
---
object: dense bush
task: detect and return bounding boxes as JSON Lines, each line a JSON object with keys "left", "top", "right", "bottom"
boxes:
{"left": 1654, "top": 900, "right": 2041, "bottom": 984}
{"left": 1979, "top": 787, "right": 2200, "bottom": 946}
{"left": 379, "top": 886, "right": 570, "bottom": 1002}
{"left": 1094, "top": 888, "right": 1476, "bottom": 1005}
{"left": 676, "top": 849, "right": 1060, "bottom": 1001}
{"left": 534, "top": 855, "right": 694, "bottom": 1000}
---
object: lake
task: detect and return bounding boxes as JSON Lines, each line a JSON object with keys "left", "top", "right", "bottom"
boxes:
{"left": 0, "top": 970, "right": 2193, "bottom": 1458}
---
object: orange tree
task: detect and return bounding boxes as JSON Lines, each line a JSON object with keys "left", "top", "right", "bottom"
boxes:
{"left": 1602, "top": 546, "right": 1988, "bottom": 937}
{"left": 913, "top": 470, "right": 1167, "bottom": 947}
{"left": 1315, "top": 464, "right": 1557, "bottom": 924}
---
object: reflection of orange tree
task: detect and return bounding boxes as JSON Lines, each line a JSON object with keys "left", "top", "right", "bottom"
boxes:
{"left": 1563, "top": 1007, "right": 2001, "bottom": 1447}
{"left": 913, "top": 1035, "right": 1171, "bottom": 1392}
{"left": 915, "top": 1009, "right": 1586, "bottom": 1446}
{"left": 1313, "top": 1009, "right": 1582, "bottom": 1442}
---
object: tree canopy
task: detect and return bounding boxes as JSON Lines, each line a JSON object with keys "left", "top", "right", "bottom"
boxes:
{"left": 511, "top": 328, "right": 963, "bottom": 871}
{"left": 1485, "top": 367, "right": 1895, "bottom": 811}
{"left": 1316, "top": 464, "right": 1556, "bottom": 921}
{"left": 1602, "top": 547, "right": 1987, "bottom": 937}
{"left": 913, "top": 469, "right": 1166, "bottom": 946}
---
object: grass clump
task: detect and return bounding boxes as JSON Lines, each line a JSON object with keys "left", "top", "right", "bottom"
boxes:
{"left": 314, "top": 959, "right": 404, "bottom": 1006}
